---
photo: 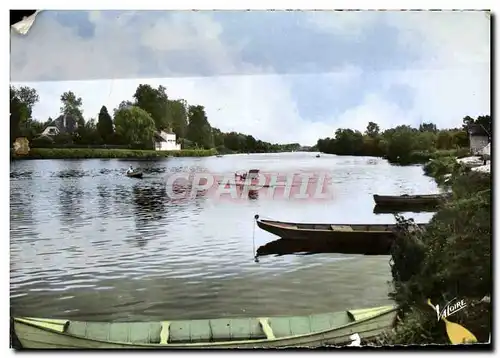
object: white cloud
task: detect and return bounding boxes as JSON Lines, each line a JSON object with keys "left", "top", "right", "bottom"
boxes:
{"left": 19, "top": 74, "right": 336, "bottom": 146}
{"left": 307, "top": 10, "right": 490, "bottom": 131}
{"left": 331, "top": 93, "right": 413, "bottom": 132}
{"left": 11, "top": 11, "right": 490, "bottom": 147}
{"left": 304, "top": 10, "right": 379, "bottom": 37}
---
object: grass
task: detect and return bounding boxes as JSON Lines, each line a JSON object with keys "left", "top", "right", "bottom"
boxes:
{"left": 11, "top": 147, "right": 218, "bottom": 160}
{"left": 406, "top": 148, "right": 471, "bottom": 164}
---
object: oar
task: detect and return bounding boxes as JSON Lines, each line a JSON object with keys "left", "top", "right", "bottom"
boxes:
{"left": 426, "top": 299, "right": 477, "bottom": 344}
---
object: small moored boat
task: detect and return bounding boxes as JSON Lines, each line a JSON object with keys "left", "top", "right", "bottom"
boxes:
{"left": 11, "top": 304, "right": 397, "bottom": 349}
{"left": 126, "top": 170, "right": 143, "bottom": 179}
{"left": 373, "top": 193, "right": 450, "bottom": 207}
{"left": 255, "top": 217, "right": 426, "bottom": 244}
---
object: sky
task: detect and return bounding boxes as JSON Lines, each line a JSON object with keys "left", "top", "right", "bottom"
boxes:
{"left": 10, "top": 10, "right": 490, "bottom": 146}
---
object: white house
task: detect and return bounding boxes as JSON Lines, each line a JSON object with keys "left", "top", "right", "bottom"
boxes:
{"left": 154, "top": 131, "right": 181, "bottom": 151}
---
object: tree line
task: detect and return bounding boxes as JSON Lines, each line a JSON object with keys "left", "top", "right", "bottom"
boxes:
{"left": 10, "top": 85, "right": 301, "bottom": 153}
{"left": 315, "top": 115, "right": 491, "bottom": 164}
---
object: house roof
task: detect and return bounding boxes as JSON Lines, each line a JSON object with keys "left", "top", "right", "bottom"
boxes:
{"left": 153, "top": 132, "right": 169, "bottom": 142}
{"left": 154, "top": 131, "right": 177, "bottom": 142}
{"left": 468, "top": 123, "right": 489, "bottom": 136}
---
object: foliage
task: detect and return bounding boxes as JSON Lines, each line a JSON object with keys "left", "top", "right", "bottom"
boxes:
{"left": 383, "top": 171, "right": 491, "bottom": 345}
{"left": 10, "top": 84, "right": 300, "bottom": 154}
{"left": 422, "top": 156, "right": 464, "bottom": 180}
{"left": 12, "top": 148, "right": 217, "bottom": 160}
{"left": 97, "top": 106, "right": 114, "bottom": 143}
{"left": 186, "top": 105, "right": 214, "bottom": 149}
{"left": 133, "top": 84, "right": 171, "bottom": 131}
{"left": 10, "top": 84, "right": 489, "bottom": 160}
{"left": 316, "top": 117, "right": 488, "bottom": 165}
{"left": 113, "top": 106, "right": 157, "bottom": 146}
{"left": 168, "top": 99, "right": 189, "bottom": 139}
{"left": 462, "top": 115, "right": 491, "bottom": 137}
{"left": 30, "top": 135, "right": 54, "bottom": 148}
{"left": 10, "top": 86, "right": 39, "bottom": 144}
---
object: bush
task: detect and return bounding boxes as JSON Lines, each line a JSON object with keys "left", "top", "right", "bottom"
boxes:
{"left": 407, "top": 148, "right": 470, "bottom": 164}
{"left": 384, "top": 172, "right": 491, "bottom": 345}
{"left": 31, "top": 136, "right": 54, "bottom": 148}
{"left": 422, "top": 156, "right": 467, "bottom": 184}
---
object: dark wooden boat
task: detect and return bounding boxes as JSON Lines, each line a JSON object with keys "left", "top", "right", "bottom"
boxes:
{"left": 255, "top": 218, "right": 427, "bottom": 245}
{"left": 373, "top": 193, "right": 450, "bottom": 206}
{"left": 126, "top": 170, "right": 143, "bottom": 179}
{"left": 12, "top": 304, "right": 398, "bottom": 349}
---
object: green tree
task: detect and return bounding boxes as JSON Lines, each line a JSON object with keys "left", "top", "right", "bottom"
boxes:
{"left": 60, "top": 91, "right": 86, "bottom": 140}
{"left": 60, "top": 91, "right": 83, "bottom": 119}
{"left": 133, "top": 84, "right": 171, "bottom": 131}
{"left": 113, "top": 106, "right": 156, "bottom": 147}
{"left": 333, "top": 129, "right": 364, "bottom": 155}
{"left": 436, "top": 131, "right": 454, "bottom": 150}
{"left": 418, "top": 122, "right": 437, "bottom": 133}
{"left": 10, "top": 87, "right": 29, "bottom": 144}
{"left": 413, "top": 131, "right": 437, "bottom": 151}
{"left": 97, "top": 105, "right": 114, "bottom": 143}
{"left": 10, "top": 86, "right": 39, "bottom": 143}
{"left": 365, "top": 121, "right": 380, "bottom": 138}
{"left": 186, "top": 105, "right": 214, "bottom": 149}
{"left": 384, "top": 125, "right": 416, "bottom": 163}
{"left": 169, "top": 99, "right": 188, "bottom": 139}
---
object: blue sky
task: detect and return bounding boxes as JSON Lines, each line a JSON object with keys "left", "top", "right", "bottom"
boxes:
{"left": 10, "top": 10, "right": 490, "bottom": 145}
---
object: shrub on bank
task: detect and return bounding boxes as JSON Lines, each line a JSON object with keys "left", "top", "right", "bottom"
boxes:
{"left": 404, "top": 148, "right": 470, "bottom": 164}
{"left": 382, "top": 172, "right": 491, "bottom": 345}
{"left": 11, "top": 148, "right": 218, "bottom": 159}
{"left": 422, "top": 156, "right": 467, "bottom": 184}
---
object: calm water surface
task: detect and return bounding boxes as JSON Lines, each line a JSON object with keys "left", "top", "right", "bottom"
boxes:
{"left": 10, "top": 153, "right": 439, "bottom": 321}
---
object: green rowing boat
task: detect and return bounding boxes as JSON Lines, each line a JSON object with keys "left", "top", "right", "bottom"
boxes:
{"left": 12, "top": 305, "right": 397, "bottom": 349}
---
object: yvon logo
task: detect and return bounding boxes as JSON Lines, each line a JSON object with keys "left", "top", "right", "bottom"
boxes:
{"left": 433, "top": 297, "right": 467, "bottom": 321}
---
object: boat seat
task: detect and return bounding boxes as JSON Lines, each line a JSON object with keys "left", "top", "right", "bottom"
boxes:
{"left": 267, "top": 312, "right": 351, "bottom": 338}
{"left": 330, "top": 225, "right": 354, "bottom": 231}
{"left": 65, "top": 321, "right": 163, "bottom": 344}
{"left": 168, "top": 317, "right": 267, "bottom": 343}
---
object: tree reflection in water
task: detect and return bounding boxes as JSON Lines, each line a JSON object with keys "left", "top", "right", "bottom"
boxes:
{"left": 131, "top": 182, "right": 167, "bottom": 248}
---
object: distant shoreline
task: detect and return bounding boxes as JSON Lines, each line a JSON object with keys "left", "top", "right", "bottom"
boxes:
{"left": 11, "top": 148, "right": 218, "bottom": 160}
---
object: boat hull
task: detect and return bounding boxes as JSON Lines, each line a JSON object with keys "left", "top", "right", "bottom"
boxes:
{"left": 126, "top": 172, "right": 143, "bottom": 179}
{"left": 373, "top": 194, "right": 450, "bottom": 206}
{"left": 12, "top": 306, "right": 397, "bottom": 349}
{"left": 255, "top": 219, "right": 427, "bottom": 255}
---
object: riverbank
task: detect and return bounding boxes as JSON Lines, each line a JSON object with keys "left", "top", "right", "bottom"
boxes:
{"left": 380, "top": 158, "right": 491, "bottom": 344}
{"left": 387, "top": 148, "right": 471, "bottom": 165}
{"left": 11, "top": 148, "right": 218, "bottom": 160}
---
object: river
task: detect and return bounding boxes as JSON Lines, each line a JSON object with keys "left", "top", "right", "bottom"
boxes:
{"left": 10, "top": 152, "right": 440, "bottom": 322}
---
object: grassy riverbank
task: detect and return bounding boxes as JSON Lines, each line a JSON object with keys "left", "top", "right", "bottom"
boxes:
{"left": 380, "top": 160, "right": 491, "bottom": 344}
{"left": 11, "top": 148, "right": 218, "bottom": 160}
{"left": 402, "top": 148, "right": 470, "bottom": 164}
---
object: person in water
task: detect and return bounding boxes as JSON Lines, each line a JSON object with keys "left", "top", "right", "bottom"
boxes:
{"left": 127, "top": 165, "right": 134, "bottom": 174}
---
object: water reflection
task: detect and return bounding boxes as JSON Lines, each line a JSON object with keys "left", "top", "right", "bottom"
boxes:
{"left": 373, "top": 204, "right": 438, "bottom": 215}
{"left": 58, "top": 184, "right": 85, "bottom": 227}
{"left": 256, "top": 237, "right": 393, "bottom": 257}
{"left": 130, "top": 182, "right": 168, "bottom": 248}
{"left": 10, "top": 154, "right": 439, "bottom": 321}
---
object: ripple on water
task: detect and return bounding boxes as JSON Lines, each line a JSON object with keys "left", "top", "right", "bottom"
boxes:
{"left": 10, "top": 154, "right": 437, "bottom": 320}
